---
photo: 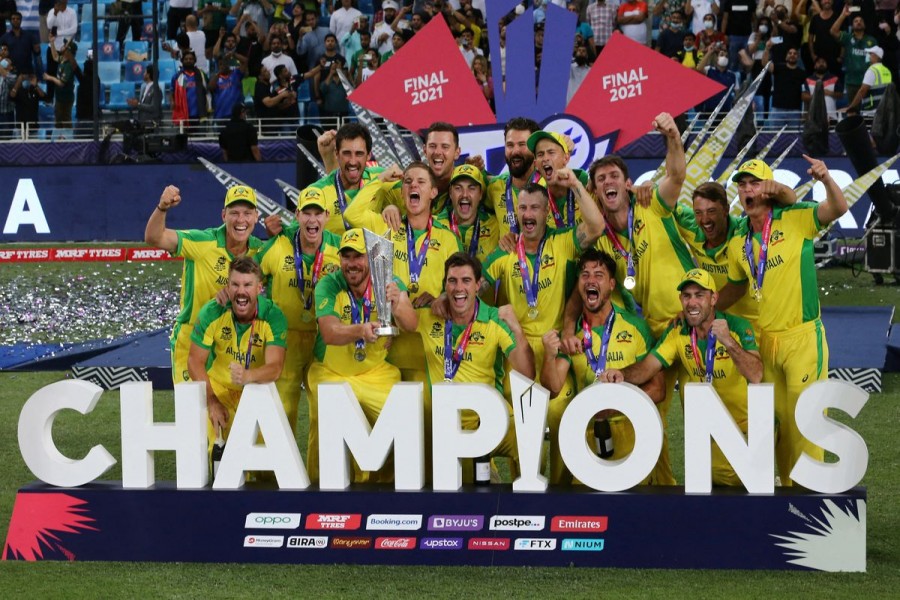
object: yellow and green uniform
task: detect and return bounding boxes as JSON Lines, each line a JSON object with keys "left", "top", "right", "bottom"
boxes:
{"left": 548, "top": 305, "right": 656, "bottom": 484}
{"left": 305, "top": 167, "right": 384, "bottom": 235}
{"left": 191, "top": 295, "right": 287, "bottom": 447}
{"left": 306, "top": 270, "right": 407, "bottom": 483}
{"left": 255, "top": 225, "right": 342, "bottom": 432}
{"left": 415, "top": 303, "right": 521, "bottom": 481}
{"left": 651, "top": 312, "right": 759, "bottom": 486}
{"left": 170, "top": 225, "right": 264, "bottom": 385}
{"left": 726, "top": 202, "right": 829, "bottom": 485}
{"left": 382, "top": 178, "right": 451, "bottom": 216}
{"left": 485, "top": 169, "right": 589, "bottom": 237}
{"left": 543, "top": 169, "right": 590, "bottom": 230}
{"left": 434, "top": 207, "right": 500, "bottom": 264}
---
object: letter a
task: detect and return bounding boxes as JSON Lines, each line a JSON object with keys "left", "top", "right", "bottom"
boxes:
{"left": 3, "top": 179, "right": 50, "bottom": 234}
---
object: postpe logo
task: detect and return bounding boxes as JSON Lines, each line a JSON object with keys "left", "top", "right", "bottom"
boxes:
{"left": 244, "top": 513, "right": 302, "bottom": 529}
{"left": 489, "top": 515, "right": 546, "bottom": 531}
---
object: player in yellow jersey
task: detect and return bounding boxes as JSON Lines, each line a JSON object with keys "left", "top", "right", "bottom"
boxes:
{"left": 402, "top": 252, "right": 535, "bottom": 482}
{"left": 542, "top": 248, "right": 664, "bottom": 484}
{"left": 254, "top": 188, "right": 342, "bottom": 433}
{"left": 485, "top": 117, "right": 542, "bottom": 237}
{"left": 145, "top": 184, "right": 264, "bottom": 385}
{"left": 527, "top": 130, "right": 590, "bottom": 230}
{"left": 307, "top": 229, "right": 417, "bottom": 483}
{"left": 718, "top": 157, "right": 848, "bottom": 486}
{"left": 434, "top": 164, "right": 500, "bottom": 264}
{"left": 603, "top": 269, "right": 763, "bottom": 487}
{"left": 187, "top": 257, "right": 287, "bottom": 451}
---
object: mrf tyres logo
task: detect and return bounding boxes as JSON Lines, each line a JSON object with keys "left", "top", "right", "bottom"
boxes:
{"left": 244, "top": 513, "right": 302, "bottom": 529}
{"left": 489, "top": 516, "right": 546, "bottom": 531}
{"left": 550, "top": 516, "right": 608, "bottom": 533}
{"left": 305, "top": 513, "right": 362, "bottom": 530}
{"left": 514, "top": 538, "right": 557, "bottom": 551}
{"left": 427, "top": 515, "right": 484, "bottom": 531}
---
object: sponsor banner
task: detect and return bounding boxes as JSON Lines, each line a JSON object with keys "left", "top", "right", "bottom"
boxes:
{"left": 561, "top": 538, "right": 606, "bottom": 552}
{"left": 427, "top": 515, "right": 484, "bottom": 532}
{"left": 305, "top": 514, "right": 362, "bottom": 530}
{"left": 489, "top": 516, "right": 546, "bottom": 531}
{"left": 286, "top": 536, "right": 328, "bottom": 549}
{"left": 374, "top": 537, "right": 417, "bottom": 550}
{"left": 419, "top": 537, "right": 464, "bottom": 550}
{"left": 244, "top": 513, "right": 302, "bottom": 530}
{"left": 366, "top": 514, "right": 423, "bottom": 531}
{"left": 513, "top": 538, "right": 557, "bottom": 551}
{"left": 468, "top": 538, "right": 511, "bottom": 551}
{"left": 330, "top": 537, "right": 372, "bottom": 550}
{"left": 0, "top": 247, "right": 181, "bottom": 263}
{"left": 243, "top": 535, "right": 284, "bottom": 548}
{"left": 550, "top": 516, "right": 608, "bottom": 533}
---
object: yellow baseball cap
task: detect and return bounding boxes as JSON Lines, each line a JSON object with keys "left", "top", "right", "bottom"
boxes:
{"left": 449, "top": 164, "right": 486, "bottom": 190}
{"left": 224, "top": 185, "right": 258, "bottom": 208}
{"left": 731, "top": 160, "right": 773, "bottom": 182}
{"left": 677, "top": 268, "right": 718, "bottom": 293}
{"left": 339, "top": 228, "right": 366, "bottom": 254}
{"left": 297, "top": 187, "right": 327, "bottom": 212}
{"left": 526, "top": 130, "right": 569, "bottom": 155}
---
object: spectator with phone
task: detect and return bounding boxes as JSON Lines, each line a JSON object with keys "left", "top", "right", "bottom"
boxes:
{"left": 768, "top": 3, "right": 801, "bottom": 63}
{"left": 330, "top": 0, "right": 362, "bottom": 43}
{"left": 830, "top": 5, "right": 878, "bottom": 104}
{"left": 697, "top": 13, "right": 728, "bottom": 52}
{"left": 44, "top": 0, "right": 76, "bottom": 103}
{"left": 739, "top": 16, "right": 773, "bottom": 119}
{"left": 808, "top": 0, "right": 841, "bottom": 78}
{"left": 764, "top": 43, "right": 806, "bottom": 127}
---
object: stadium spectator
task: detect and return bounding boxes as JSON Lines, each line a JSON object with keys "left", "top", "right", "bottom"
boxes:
{"left": 261, "top": 34, "right": 297, "bottom": 83}
{"left": 685, "top": 0, "right": 720, "bottom": 35}
{"left": 830, "top": 6, "right": 878, "bottom": 105}
{"left": 768, "top": 4, "right": 801, "bottom": 64}
{"left": 231, "top": 0, "right": 275, "bottom": 37}
{"left": 134, "top": 64, "right": 162, "bottom": 124}
{"left": 372, "top": 1, "right": 405, "bottom": 56}
{"left": 802, "top": 55, "right": 843, "bottom": 122}
{"left": 348, "top": 29, "right": 371, "bottom": 72}
{"left": 697, "top": 13, "right": 728, "bottom": 52}
{"left": 199, "top": 0, "right": 232, "bottom": 55}
{"left": 696, "top": 44, "right": 736, "bottom": 113}
{"left": 330, "top": 0, "right": 363, "bottom": 43}
{"left": 296, "top": 9, "right": 330, "bottom": 71}
{"left": 212, "top": 30, "right": 242, "bottom": 71}
{"left": 0, "top": 0, "right": 16, "bottom": 37}
{"left": 185, "top": 15, "right": 210, "bottom": 74}
{"left": 269, "top": 63, "right": 299, "bottom": 131}
{"left": 765, "top": 44, "right": 806, "bottom": 125}
{"left": 409, "top": 10, "right": 429, "bottom": 35}
{"left": 0, "top": 12, "right": 40, "bottom": 75}
{"left": 845, "top": 45, "right": 892, "bottom": 113}
{"left": 338, "top": 14, "right": 368, "bottom": 62}
{"left": 586, "top": 0, "right": 617, "bottom": 54}
{"left": 472, "top": 54, "right": 493, "bottom": 107}
{"left": 756, "top": 0, "right": 791, "bottom": 19}
{"left": 43, "top": 0, "right": 75, "bottom": 103}
{"left": 740, "top": 17, "right": 774, "bottom": 120}
{"left": 720, "top": 0, "right": 755, "bottom": 76}
{"left": 675, "top": 30, "right": 704, "bottom": 67}
{"left": 37, "top": 0, "right": 51, "bottom": 42}
{"left": 235, "top": 15, "right": 265, "bottom": 94}
{"left": 219, "top": 102, "right": 260, "bottom": 161}
{"left": 116, "top": 0, "right": 144, "bottom": 44}
{"left": 171, "top": 50, "right": 209, "bottom": 127}
{"left": 381, "top": 29, "right": 409, "bottom": 63}
{"left": 457, "top": 27, "right": 483, "bottom": 67}
{"left": 568, "top": 2, "right": 597, "bottom": 56}
{"left": 17, "top": 0, "right": 39, "bottom": 34}
{"left": 618, "top": 0, "right": 650, "bottom": 46}
{"left": 658, "top": 10, "right": 690, "bottom": 56}
{"left": 41, "top": 37, "right": 74, "bottom": 129}
{"left": 253, "top": 63, "right": 271, "bottom": 121}
{"left": 568, "top": 42, "right": 591, "bottom": 103}
{"left": 353, "top": 47, "right": 378, "bottom": 85}
{"left": 167, "top": 0, "right": 195, "bottom": 41}
{"left": 808, "top": 0, "right": 841, "bottom": 76}
{"left": 0, "top": 48, "right": 15, "bottom": 137}
{"left": 315, "top": 51, "right": 350, "bottom": 118}
{"left": 655, "top": 0, "right": 689, "bottom": 33}
{"left": 210, "top": 49, "right": 247, "bottom": 121}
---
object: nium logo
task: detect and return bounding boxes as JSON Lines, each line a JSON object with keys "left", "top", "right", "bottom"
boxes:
{"left": 375, "top": 537, "right": 417, "bottom": 550}
{"left": 489, "top": 515, "right": 546, "bottom": 531}
{"left": 513, "top": 538, "right": 557, "bottom": 551}
{"left": 468, "top": 538, "right": 511, "bottom": 551}
{"left": 419, "top": 537, "right": 464, "bottom": 550}
{"left": 243, "top": 535, "right": 284, "bottom": 548}
{"left": 427, "top": 515, "right": 484, "bottom": 531}
{"left": 561, "top": 538, "right": 605, "bottom": 552}
{"left": 550, "top": 516, "right": 608, "bottom": 533}
{"left": 330, "top": 537, "right": 372, "bottom": 549}
{"left": 306, "top": 513, "right": 362, "bottom": 530}
{"left": 366, "top": 514, "right": 423, "bottom": 531}
{"left": 287, "top": 536, "right": 328, "bottom": 549}
{"left": 244, "top": 513, "right": 302, "bottom": 529}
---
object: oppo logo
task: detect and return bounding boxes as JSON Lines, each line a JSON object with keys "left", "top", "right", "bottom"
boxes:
{"left": 244, "top": 513, "right": 302, "bottom": 529}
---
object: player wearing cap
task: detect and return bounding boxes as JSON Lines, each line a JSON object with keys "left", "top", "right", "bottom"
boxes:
{"left": 603, "top": 268, "right": 762, "bottom": 487}
{"left": 307, "top": 229, "right": 416, "bottom": 483}
{"left": 719, "top": 157, "right": 847, "bottom": 486}
{"left": 402, "top": 252, "right": 534, "bottom": 482}
{"left": 187, "top": 257, "right": 288, "bottom": 451}
{"left": 528, "top": 129, "right": 590, "bottom": 230}
{"left": 434, "top": 164, "right": 500, "bottom": 264}
{"left": 485, "top": 117, "right": 542, "bottom": 237}
{"left": 145, "top": 184, "right": 264, "bottom": 384}
{"left": 254, "top": 188, "right": 342, "bottom": 433}
{"left": 542, "top": 248, "right": 663, "bottom": 484}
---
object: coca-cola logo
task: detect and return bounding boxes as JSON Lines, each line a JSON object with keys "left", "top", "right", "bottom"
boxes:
{"left": 375, "top": 537, "right": 416, "bottom": 550}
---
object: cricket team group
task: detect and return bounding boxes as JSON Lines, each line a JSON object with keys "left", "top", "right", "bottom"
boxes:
{"left": 144, "top": 112, "right": 848, "bottom": 487}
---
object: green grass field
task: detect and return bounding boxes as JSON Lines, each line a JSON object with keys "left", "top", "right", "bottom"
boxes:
{"left": 0, "top": 261, "right": 898, "bottom": 598}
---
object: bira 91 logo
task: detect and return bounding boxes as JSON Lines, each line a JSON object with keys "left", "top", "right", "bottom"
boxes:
{"left": 468, "top": 538, "right": 511, "bottom": 551}
{"left": 286, "top": 536, "right": 328, "bottom": 549}
{"left": 489, "top": 516, "right": 546, "bottom": 531}
{"left": 427, "top": 515, "right": 484, "bottom": 531}
{"left": 243, "top": 535, "right": 284, "bottom": 548}
{"left": 306, "top": 513, "right": 362, "bottom": 530}
{"left": 330, "top": 537, "right": 372, "bottom": 549}
{"left": 375, "top": 537, "right": 417, "bottom": 550}
{"left": 550, "top": 516, "right": 608, "bottom": 533}
{"left": 514, "top": 538, "right": 557, "bottom": 551}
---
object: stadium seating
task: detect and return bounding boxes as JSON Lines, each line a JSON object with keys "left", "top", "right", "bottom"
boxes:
{"left": 159, "top": 81, "right": 170, "bottom": 109}
{"left": 98, "top": 61, "right": 122, "bottom": 84}
{"left": 124, "top": 40, "right": 150, "bottom": 62}
{"left": 157, "top": 59, "right": 177, "bottom": 83}
{"left": 98, "top": 41, "right": 120, "bottom": 62}
{"left": 105, "top": 81, "right": 136, "bottom": 110}
{"left": 124, "top": 60, "right": 147, "bottom": 82}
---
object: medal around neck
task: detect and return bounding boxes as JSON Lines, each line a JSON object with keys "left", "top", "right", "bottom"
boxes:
{"left": 364, "top": 228, "right": 399, "bottom": 336}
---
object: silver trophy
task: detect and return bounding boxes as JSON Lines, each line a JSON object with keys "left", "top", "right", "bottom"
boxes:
{"left": 363, "top": 228, "right": 399, "bottom": 336}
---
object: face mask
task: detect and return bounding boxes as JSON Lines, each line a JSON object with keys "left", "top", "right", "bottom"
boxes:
{"left": 718, "top": 56, "right": 729, "bottom": 68}
{"left": 684, "top": 44, "right": 695, "bottom": 51}
{"left": 0, "top": 59, "right": 9, "bottom": 69}
{"left": 21, "top": 79, "right": 30, "bottom": 89}
{"left": 271, "top": 50, "right": 282, "bottom": 57}
{"left": 759, "top": 24, "right": 769, "bottom": 34}
{"left": 704, "top": 20, "right": 714, "bottom": 29}
{"left": 671, "top": 23, "right": 683, "bottom": 31}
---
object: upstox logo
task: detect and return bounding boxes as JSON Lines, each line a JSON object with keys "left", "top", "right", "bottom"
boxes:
{"left": 489, "top": 515, "right": 546, "bottom": 531}
{"left": 366, "top": 514, "right": 423, "bottom": 531}
{"left": 513, "top": 538, "right": 556, "bottom": 551}
{"left": 561, "top": 538, "right": 605, "bottom": 552}
{"left": 244, "top": 513, "right": 302, "bottom": 530}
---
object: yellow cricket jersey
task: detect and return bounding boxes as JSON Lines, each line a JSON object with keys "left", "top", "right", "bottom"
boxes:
{"left": 415, "top": 302, "right": 517, "bottom": 393}
{"left": 306, "top": 167, "right": 385, "bottom": 235}
{"left": 191, "top": 295, "right": 288, "bottom": 392}
{"left": 382, "top": 179, "right": 451, "bottom": 216}
{"left": 650, "top": 312, "right": 759, "bottom": 430}
{"left": 726, "top": 203, "right": 823, "bottom": 333}
{"left": 595, "top": 187, "right": 696, "bottom": 335}
{"left": 565, "top": 306, "right": 655, "bottom": 393}
{"left": 173, "top": 225, "right": 264, "bottom": 327}
{"left": 255, "top": 224, "right": 342, "bottom": 332}
{"left": 312, "top": 270, "right": 406, "bottom": 376}
{"left": 482, "top": 227, "right": 580, "bottom": 339}
{"left": 485, "top": 170, "right": 588, "bottom": 237}
{"left": 434, "top": 207, "right": 500, "bottom": 264}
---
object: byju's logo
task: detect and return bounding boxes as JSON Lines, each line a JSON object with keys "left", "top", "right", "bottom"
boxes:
{"left": 427, "top": 515, "right": 484, "bottom": 531}
{"left": 561, "top": 538, "right": 605, "bottom": 552}
{"left": 244, "top": 513, "right": 302, "bottom": 529}
{"left": 513, "top": 538, "right": 556, "bottom": 551}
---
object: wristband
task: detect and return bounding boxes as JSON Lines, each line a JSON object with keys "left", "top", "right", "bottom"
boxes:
{"left": 156, "top": 205, "right": 168, "bottom": 212}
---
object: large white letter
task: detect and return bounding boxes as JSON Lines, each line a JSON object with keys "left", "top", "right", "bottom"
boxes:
{"left": 509, "top": 371, "right": 549, "bottom": 492}
{"left": 559, "top": 382, "right": 662, "bottom": 491}
{"left": 318, "top": 382, "right": 424, "bottom": 491}
{"left": 3, "top": 179, "right": 50, "bottom": 234}
{"left": 684, "top": 383, "right": 774, "bottom": 493}
{"left": 18, "top": 380, "right": 116, "bottom": 487}
{"left": 213, "top": 384, "right": 309, "bottom": 490}
{"left": 790, "top": 381, "right": 869, "bottom": 493}
{"left": 432, "top": 382, "right": 508, "bottom": 491}
{"left": 120, "top": 382, "right": 208, "bottom": 489}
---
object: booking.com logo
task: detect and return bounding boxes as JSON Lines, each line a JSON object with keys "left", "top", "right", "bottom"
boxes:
{"left": 244, "top": 513, "right": 302, "bottom": 529}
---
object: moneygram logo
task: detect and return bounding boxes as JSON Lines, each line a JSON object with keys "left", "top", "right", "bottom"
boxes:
{"left": 287, "top": 536, "right": 328, "bottom": 549}
{"left": 468, "top": 538, "right": 511, "bottom": 551}
{"left": 550, "top": 516, "right": 608, "bottom": 533}
{"left": 489, "top": 516, "right": 546, "bottom": 531}
{"left": 427, "top": 515, "right": 484, "bottom": 531}
{"left": 306, "top": 513, "right": 362, "bottom": 530}
{"left": 419, "top": 538, "right": 464, "bottom": 550}
{"left": 513, "top": 538, "right": 557, "bottom": 551}
{"left": 244, "top": 513, "right": 302, "bottom": 529}
{"left": 330, "top": 537, "right": 372, "bottom": 549}
{"left": 243, "top": 535, "right": 284, "bottom": 548}
{"left": 375, "top": 537, "right": 417, "bottom": 550}
{"left": 561, "top": 538, "right": 605, "bottom": 552}
{"left": 366, "top": 514, "right": 423, "bottom": 531}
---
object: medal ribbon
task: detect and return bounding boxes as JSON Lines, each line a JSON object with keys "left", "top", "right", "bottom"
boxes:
{"left": 294, "top": 230, "right": 325, "bottom": 310}
{"left": 744, "top": 210, "right": 773, "bottom": 296}
{"left": 583, "top": 309, "right": 616, "bottom": 377}
{"left": 450, "top": 211, "right": 480, "bottom": 257}
{"left": 548, "top": 188, "right": 575, "bottom": 229}
{"left": 503, "top": 170, "right": 542, "bottom": 234}
{"left": 333, "top": 171, "right": 362, "bottom": 231}
{"left": 690, "top": 327, "right": 717, "bottom": 383}
{"left": 443, "top": 299, "right": 479, "bottom": 381}
{"left": 516, "top": 233, "right": 547, "bottom": 309}
{"left": 406, "top": 216, "right": 432, "bottom": 288}
{"left": 347, "top": 279, "right": 373, "bottom": 353}
{"left": 603, "top": 203, "right": 636, "bottom": 281}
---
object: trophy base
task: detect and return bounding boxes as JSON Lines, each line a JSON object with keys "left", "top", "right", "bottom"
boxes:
{"left": 375, "top": 325, "right": 399, "bottom": 337}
